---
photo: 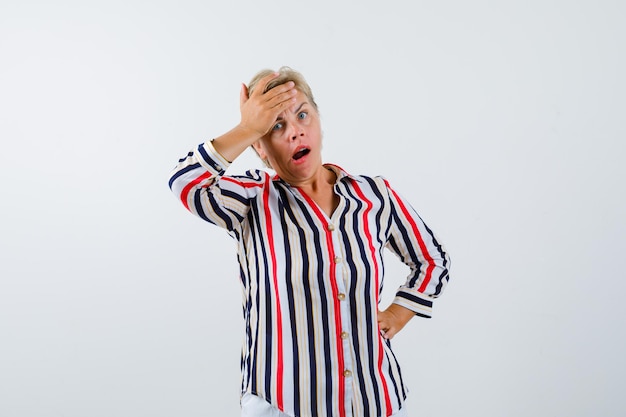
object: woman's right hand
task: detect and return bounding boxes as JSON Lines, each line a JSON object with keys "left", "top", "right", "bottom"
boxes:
{"left": 238, "top": 72, "right": 297, "bottom": 139}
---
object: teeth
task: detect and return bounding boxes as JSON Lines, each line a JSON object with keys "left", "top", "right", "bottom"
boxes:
{"left": 293, "top": 148, "right": 309, "bottom": 160}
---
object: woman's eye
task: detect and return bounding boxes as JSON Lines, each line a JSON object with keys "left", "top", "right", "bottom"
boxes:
{"left": 298, "top": 112, "right": 307, "bottom": 120}
{"left": 272, "top": 122, "right": 283, "bottom": 130}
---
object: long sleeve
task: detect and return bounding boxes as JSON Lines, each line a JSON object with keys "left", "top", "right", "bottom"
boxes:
{"left": 384, "top": 179, "right": 451, "bottom": 318}
{"left": 168, "top": 140, "right": 266, "bottom": 232}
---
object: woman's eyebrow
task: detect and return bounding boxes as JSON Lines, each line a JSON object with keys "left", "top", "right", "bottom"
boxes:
{"left": 276, "top": 102, "right": 308, "bottom": 121}
{"left": 294, "top": 102, "right": 307, "bottom": 113}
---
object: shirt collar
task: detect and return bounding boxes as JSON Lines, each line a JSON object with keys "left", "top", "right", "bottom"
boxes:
{"left": 323, "top": 163, "right": 362, "bottom": 183}
{"left": 272, "top": 163, "right": 362, "bottom": 184}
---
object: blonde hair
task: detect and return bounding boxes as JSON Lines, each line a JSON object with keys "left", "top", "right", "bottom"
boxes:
{"left": 248, "top": 66, "right": 318, "bottom": 111}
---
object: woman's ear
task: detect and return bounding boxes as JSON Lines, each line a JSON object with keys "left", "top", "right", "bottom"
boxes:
{"left": 251, "top": 140, "right": 272, "bottom": 169}
{"left": 251, "top": 141, "right": 266, "bottom": 160}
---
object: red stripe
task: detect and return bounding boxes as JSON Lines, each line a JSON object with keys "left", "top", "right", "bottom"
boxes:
{"left": 298, "top": 189, "right": 346, "bottom": 417}
{"left": 221, "top": 176, "right": 264, "bottom": 188}
{"left": 180, "top": 172, "right": 211, "bottom": 211}
{"left": 385, "top": 180, "right": 435, "bottom": 292}
{"left": 352, "top": 183, "right": 393, "bottom": 415}
{"left": 263, "top": 179, "right": 284, "bottom": 410}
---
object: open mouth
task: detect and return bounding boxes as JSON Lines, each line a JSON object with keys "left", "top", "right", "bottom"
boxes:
{"left": 292, "top": 147, "right": 310, "bottom": 161}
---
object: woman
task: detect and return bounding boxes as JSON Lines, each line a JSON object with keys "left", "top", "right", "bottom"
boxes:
{"left": 168, "top": 67, "right": 451, "bottom": 417}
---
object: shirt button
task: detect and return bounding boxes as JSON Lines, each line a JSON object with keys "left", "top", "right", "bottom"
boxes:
{"left": 327, "top": 223, "right": 335, "bottom": 231}
{"left": 334, "top": 256, "right": 341, "bottom": 264}
{"left": 343, "top": 370, "right": 352, "bottom": 377}
{"left": 341, "top": 331, "right": 349, "bottom": 340}
{"left": 337, "top": 293, "right": 346, "bottom": 301}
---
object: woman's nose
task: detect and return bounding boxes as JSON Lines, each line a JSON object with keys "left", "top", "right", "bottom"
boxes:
{"left": 290, "top": 129, "right": 304, "bottom": 141}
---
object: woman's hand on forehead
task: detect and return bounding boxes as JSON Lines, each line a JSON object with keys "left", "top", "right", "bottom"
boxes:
{"left": 238, "top": 73, "right": 298, "bottom": 138}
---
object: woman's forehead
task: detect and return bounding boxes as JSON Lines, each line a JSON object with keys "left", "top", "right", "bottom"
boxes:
{"left": 277, "top": 91, "right": 313, "bottom": 119}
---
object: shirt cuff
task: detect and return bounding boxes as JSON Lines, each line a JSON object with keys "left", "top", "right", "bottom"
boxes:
{"left": 392, "top": 290, "right": 434, "bottom": 318}
{"left": 196, "top": 140, "right": 232, "bottom": 176}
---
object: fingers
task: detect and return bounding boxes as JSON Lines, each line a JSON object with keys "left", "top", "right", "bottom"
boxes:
{"left": 238, "top": 75, "right": 297, "bottom": 137}
{"left": 264, "top": 84, "right": 296, "bottom": 110}
{"left": 378, "top": 308, "right": 409, "bottom": 340}
{"left": 377, "top": 310, "right": 394, "bottom": 340}
{"left": 239, "top": 83, "right": 249, "bottom": 107}
{"left": 251, "top": 72, "right": 282, "bottom": 98}
{"left": 380, "top": 324, "right": 396, "bottom": 339}
{"left": 254, "top": 79, "right": 296, "bottom": 109}
{"left": 381, "top": 329, "right": 395, "bottom": 340}
{"left": 248, "top": 72, "right": 296, "bottom": 106}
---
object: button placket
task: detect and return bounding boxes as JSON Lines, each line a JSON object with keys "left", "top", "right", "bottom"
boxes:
{"left": 328, "top": 220, "right": 355, "bottom": 416}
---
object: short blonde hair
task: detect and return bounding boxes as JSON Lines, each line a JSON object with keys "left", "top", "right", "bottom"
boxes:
{"left": 248, "top": 66, "right": 318, "bottom": 111}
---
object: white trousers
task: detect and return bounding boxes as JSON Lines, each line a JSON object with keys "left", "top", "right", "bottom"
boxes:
{"left": 241, "top": 393, "right": 409, "bottom": 417}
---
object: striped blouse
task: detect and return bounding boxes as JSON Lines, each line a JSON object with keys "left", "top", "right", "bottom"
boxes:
{"left": 168, "top": 141, "right": 451, "bottom": 417}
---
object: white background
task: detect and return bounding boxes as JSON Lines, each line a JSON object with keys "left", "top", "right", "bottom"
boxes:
{"left": 1, "top": 1, "right": 625, "bottom": 416}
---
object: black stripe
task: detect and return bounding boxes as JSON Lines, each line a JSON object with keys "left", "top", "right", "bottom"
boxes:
{"left": 363, "top": 177, "right": 387, "bottom": 249}
{"left": 278, "top": 190, "right": 318, "bottom": 417}
{"left": 240, "top": 239, "right": 253, "bottom": 393}
{"left": 387, "top": 235, "right": 401, "bottom": 256}
{"left": 177, "top": 150, "right": 194, "bottom": 163}
{"left": 276, "top": 186, "right": 302, "bottom": 416}
{"left": 435, "top": 269, "right": 450, "bottom": 296}
{"left": 343, "top": 184, "right": 381, "bottom": 416}
{"left": 220, "top": 189, "right": 249, "bottom": 221}
{"left": 206, "top": 191, "right": 234, "bottom": 230}
{"left": 293, "top": 195, "right": 333, "bottom": 416}
{"left": 249, "top": 203, "right": 273, "bottom": 398}
{"left": 389, "top": 203, "right": 423, "bottom": 287}
{"left": 395, "top": 291, "right": 433, "bottom": 309}
{"left": 198, "top": 143, "right": 226, "bottom": 173}
{"left": 423, "top": 221, "right": 448, "bottom": 268}
{"left": 168, "top": 162, "right": 201, "bottom": 189}
{"left": 421, "top": 221, "right": 450, "bottom": 296}
{"left": 383, "top": 339, "right": 404, "bottom": 406}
